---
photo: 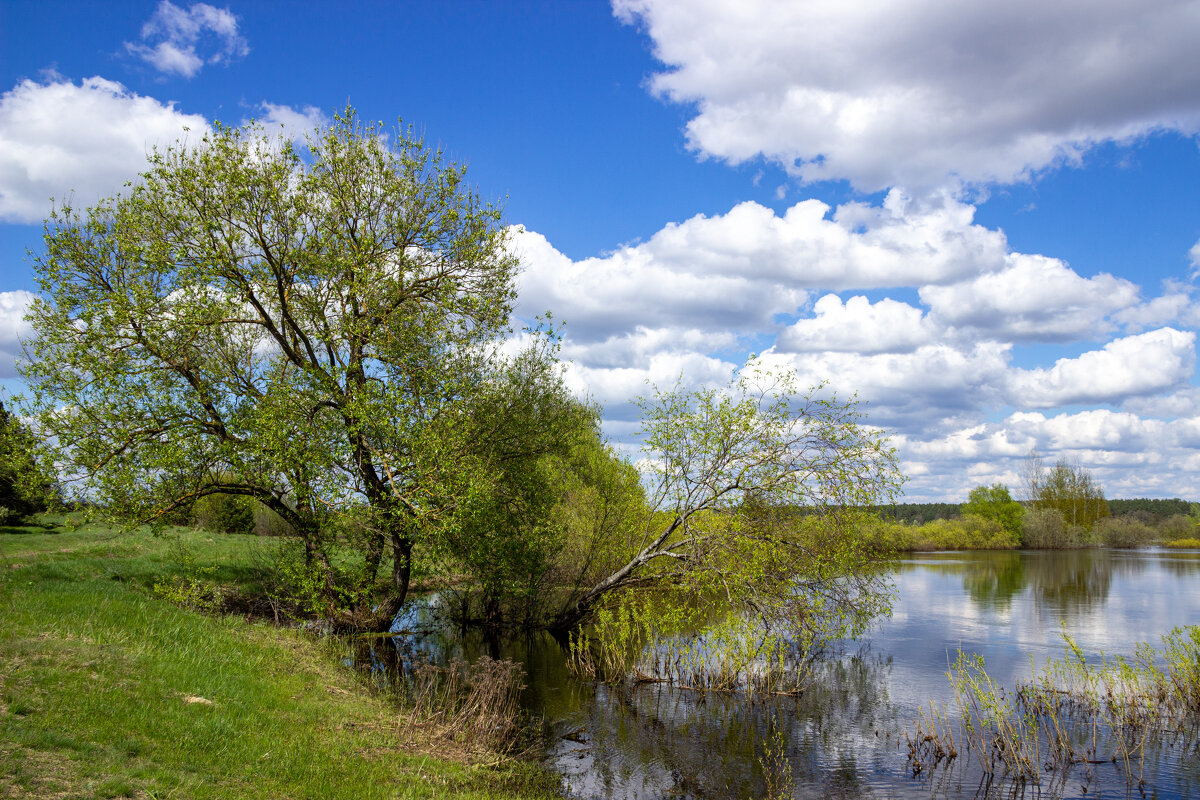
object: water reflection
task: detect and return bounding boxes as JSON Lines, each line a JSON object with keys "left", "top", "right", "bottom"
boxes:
{"left": 550, "top": 652, "right": 905, "bottom": 799}
{"left": 347, "top": 549, "right": 1200, "bottom": 799}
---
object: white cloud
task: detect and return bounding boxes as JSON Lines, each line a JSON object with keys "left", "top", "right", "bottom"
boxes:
{"left": 1113, "top": 283, "right": 1200, "bottom": 332}
{"left": 561, "top": 326, "right": 738, "bottom": 369}
{"left": 0, "top": 77, "right": 208, "bottom": 223}
{"left": 756, "top": 341, "right": 1013, "bottom": 431}
{"left": 0, "top": 291, "right": 34, "bottom": 379}
{"left": 0, "top": 78, "right": 326, "bottom": 224}
{"left": 252, "top": 102, "right": 327, "bottom": 141}
{"left": 777, "top": 294, "right": 934, "bottom": 354}
{"left": 125, "top": 1, "right": 249, "bottom": 78}
{"left": 1009, "top": 328, "right": 1195, "bottom": 407}
{"left": 563, "top": 352, "right": 737, "bottom": 418}
{"left": 1190, "top": 238, "right": 1200, "bottom": 278}
{"left": 615, "top": 0, "right": 1200, "bottom": 191}
{"left": 513, "top": 190, "right": 1007, "bottom": 342}
{"left": 921, "top": 254, "right": 1139, "bottom": 341}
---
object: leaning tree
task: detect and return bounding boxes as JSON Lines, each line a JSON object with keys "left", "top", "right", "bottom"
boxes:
{"left": 549, "top": 368, "right": 904, "bottom": 661}
{"left": 22, "top": 110, "right": 533, "bottom": 623}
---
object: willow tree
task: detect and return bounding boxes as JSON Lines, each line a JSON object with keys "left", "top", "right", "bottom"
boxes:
{"left": 552, "top": 368, "right": 904, "bottom": 657}
{"left": 22, "top": 110, "right": 523, "bottom": 622}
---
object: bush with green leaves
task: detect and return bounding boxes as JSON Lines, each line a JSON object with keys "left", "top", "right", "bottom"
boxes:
{"left": 1156, "top": 514, "right": 1197, "bottom": 542}
{"left": 191, "top": 492, "right": 256, "bottom": 534}
{"left": 1094, "top": 515, "right": 1155, "bottom": 548}
{"left": 1020, "top": 507, "right": 1090, "bottom": 548}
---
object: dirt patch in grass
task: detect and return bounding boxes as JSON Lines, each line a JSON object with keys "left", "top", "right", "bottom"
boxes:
{"left": 0, "top": 741, "right": 83, "bottom": 799}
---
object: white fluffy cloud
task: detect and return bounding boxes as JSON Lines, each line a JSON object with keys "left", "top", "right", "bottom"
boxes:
{"left": 513, "top": 190, "right": 1008, "bottom": 342}
{"left": 615, "top": 0, "right": 1200, "bottom": 191}
{"left": 0, "top": 78, "right": 330, "bottom": 224}
{"left": 513, "top": 186, "right": 1199, "bottom": 458}
{"left": 125, "top": 1, "right": 249, "bottom": 78}
{"left": 777, "top": 294, "right": 934, "bottom": 354}
{"left": 1009, "top": 328, "right": 1195, "bottom": 408}
{"left": 0, "top": 77, "right": 208, "bottom": 223}
{"left": 758, "top": 342, "right": 1013, "bottom": 431}
{"left": 921, "top": 254, "right": 1140, "bottom": 341}
{"left": 0, "top": 291, "right": 34, "bottom": 379}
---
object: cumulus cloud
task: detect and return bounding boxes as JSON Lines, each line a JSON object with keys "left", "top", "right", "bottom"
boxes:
{"left": 0, "top": 78, "right": 330, "bottom": 224}
{"left": 513, "top": 190, "right": 1007, "bottom": 343}
{"left": 0, "top": 291, "right": 34, "bottom": 379}
{"left": 1009, "top": 328, "right": 1196, "bottom": 407}
{"left": 777, "top": 294, "right": 934, "bottom": 354}
{"left": 615, "top": 0, "right": 1200, "bottom": 191}
{"left": 921, "top": 254, "right": 1139, "bottom": 341}
{"left": 125, "top": 1, "right": 249, "bottom": 78}
{"left": 756, "top": 341, "right": 1013, "bottom": 432}
{"left": 0, "top": 77, "right": 208, "bottom": 223}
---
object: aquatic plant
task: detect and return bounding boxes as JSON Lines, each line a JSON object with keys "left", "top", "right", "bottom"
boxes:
{"left": 906, "top": 625, "right": 1200, "bottom": 793}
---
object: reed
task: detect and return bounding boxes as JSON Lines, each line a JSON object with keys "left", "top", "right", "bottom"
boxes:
{"left": 906, "top": 626, "right": 1200, "bottom": 793}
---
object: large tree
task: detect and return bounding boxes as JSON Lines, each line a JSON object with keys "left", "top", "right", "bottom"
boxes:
{"left": 22, "top": 110, "right": 527, "bottom": 623}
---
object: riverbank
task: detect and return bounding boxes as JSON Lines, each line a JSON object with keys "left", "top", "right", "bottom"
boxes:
{"left": 0, "top": 517, "right": 559, "bottom": 800}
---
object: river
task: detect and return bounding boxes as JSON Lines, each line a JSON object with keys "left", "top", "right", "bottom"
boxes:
{"left": 351, "top": 547, "right": 1200, "bottom": 799}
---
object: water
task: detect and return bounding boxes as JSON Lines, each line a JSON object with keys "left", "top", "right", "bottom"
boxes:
{"left": 349, "top": 548, "right": 1200, "bottom": 799}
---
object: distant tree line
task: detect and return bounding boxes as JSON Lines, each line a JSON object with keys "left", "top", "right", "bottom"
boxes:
{"left": 1107, "top": 498, "right": 1194, "bottom": 520}
{"left": 877, "top": 496, "right": 1194, "bottom": 523}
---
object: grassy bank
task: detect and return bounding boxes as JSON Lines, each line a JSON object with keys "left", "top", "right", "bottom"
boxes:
{"left": 0, "top": 517, "right": 558, "bottom": 800}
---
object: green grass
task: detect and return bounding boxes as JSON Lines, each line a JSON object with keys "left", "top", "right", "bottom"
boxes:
{"left": 0, "top": 516, "right": 559, "bottom": 799}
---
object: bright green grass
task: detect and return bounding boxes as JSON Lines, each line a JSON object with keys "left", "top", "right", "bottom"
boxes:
{"left": 0, "top": 517, "right": 558, "bottom": 800}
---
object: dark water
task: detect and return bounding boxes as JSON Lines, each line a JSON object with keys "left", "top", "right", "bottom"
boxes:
{"left": 349, "top": 548, "right": 1200, "bottom": 799}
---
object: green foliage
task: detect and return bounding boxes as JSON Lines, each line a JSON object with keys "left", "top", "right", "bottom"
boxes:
{"left": 1020, "top": 507, "right": 1089, "bottom": 548}
{"left": 1156, "top": 514, "right": 1197, "bottom": 541}
{"left": 564, "top": 367, "right": 903, "bottom": 689}
{"left": 1107, "top": 497, "right": 1192, "bottom": 519}
{"left": 1163, "top": 537, "right": 1200, "bottom": 548}
{"left": 867, "top": 514, "right": 1019, "bottom": 551}
{"left": 1093, "top": 515, "right": 1156, "bottom": 548}
{"left": 434, "top": 336, "right": 616, "bottom": 627}
{"left": 875, "top": 502, "right": 961, "bottom": 524}
{"left": 0, "top": 400, "right": 57, "bottom": 522}
{"left": 962, "top": 483, "right": 1024, "bottom": 538}
{"left": 1023, "top": 453, "right": 1109, "bottom": 530}
{"left": 22, "top": 108, "right": 525, "bottom": 622}
{"left": 190, "top": 491, "right": 256, "bottom": 535}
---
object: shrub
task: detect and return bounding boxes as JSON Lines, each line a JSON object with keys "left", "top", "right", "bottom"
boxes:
{"left": 1157, "top": 514, "right": 1197, "bottom": 542}
{"left": 1164, "top": 537, "right": 1200, "bottom": 548}
{"left": 191, "top": 493, "right": 255, "bottom": 535}
{"left": 1093, "top": 515, "right": 1155, "bottom": 548}
{"left": 1021, "top": 507, "right": 1070, "bottom": 548}
{"left": 911, "top": 514, "right": 1019, "bottom": 551}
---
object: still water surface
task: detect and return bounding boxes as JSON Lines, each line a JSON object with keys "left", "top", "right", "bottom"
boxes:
{"left": 356, "top": 548, "right": 1200, "bottom": 799}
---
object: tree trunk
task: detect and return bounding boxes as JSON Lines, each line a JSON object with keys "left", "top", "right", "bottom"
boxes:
{"left": 366, "top": 523, "right": 413, "bottom": 630}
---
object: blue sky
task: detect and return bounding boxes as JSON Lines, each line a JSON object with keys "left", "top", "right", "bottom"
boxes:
{"left": 3, "top": 0, "right": 1200, "bottom": 501}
